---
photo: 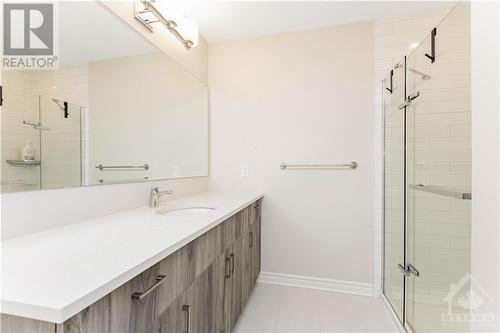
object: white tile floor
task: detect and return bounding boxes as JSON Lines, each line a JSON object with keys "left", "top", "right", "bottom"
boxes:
{"left": 234, "top": 283, "right": 399, "bottom": 333}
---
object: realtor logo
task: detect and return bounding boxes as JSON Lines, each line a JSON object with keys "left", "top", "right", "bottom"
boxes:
{"left": 442, "top": 273, "right": 495, "bottom": 329}
{"left": 2, "top": 2, "right": 58, "bottom": 69}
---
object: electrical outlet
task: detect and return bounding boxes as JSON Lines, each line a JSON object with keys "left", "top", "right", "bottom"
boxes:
{"left": 241, "top": 164, "right": 249, "bottom": 177}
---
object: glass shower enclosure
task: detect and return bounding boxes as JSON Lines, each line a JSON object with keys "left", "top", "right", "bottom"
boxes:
{"left": 382, "top": 3, "right": 471, "bottom": 332}
{"left": 1, "top": 91, "right": 84, "bottom": 192}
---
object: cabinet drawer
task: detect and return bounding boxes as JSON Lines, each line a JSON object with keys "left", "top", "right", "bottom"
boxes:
{"left": 189, "top": 223, "right": 221, "bottom": 278}
{"left": 64, "top": 281, "right": 133, "bottom": 333}
{"left": 129, "top": 244, "right": 191, "bottom": 333}
{"left": 1, "top": 314, "right": 55, "bottom": 333}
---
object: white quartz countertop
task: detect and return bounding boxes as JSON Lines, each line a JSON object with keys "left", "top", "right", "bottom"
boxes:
{"left": 1, "top": 191, "right": 263, "bottom": 323}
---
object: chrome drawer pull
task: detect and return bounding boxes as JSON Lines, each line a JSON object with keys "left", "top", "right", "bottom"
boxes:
{"left": 182, "top": 305, "right": 190, "bottom": 333}
{"left": 131, "top": 275, "right": 167, "bottom": 300}
{"left": 249, "top": 232, "right": 254, "bottom": 248}
{"left": 225, "top": 256, "right": 231, "bottom": 278}
{"left": 230, "top": 253, "right": 235, "bottom": 274}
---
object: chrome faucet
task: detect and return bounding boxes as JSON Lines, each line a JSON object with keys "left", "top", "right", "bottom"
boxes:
{"left": 149, "top": 187, "right": 173, "bottom": 208}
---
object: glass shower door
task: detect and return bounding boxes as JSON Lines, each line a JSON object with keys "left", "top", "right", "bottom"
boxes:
{"left": 405, "top": 4, "right": 471, "bottom": 331}
{"left": 39, "top": 96, "right": 84, "bottom": 189}
{"left": 383, "top": 57, "right": 407, "bottom": 323}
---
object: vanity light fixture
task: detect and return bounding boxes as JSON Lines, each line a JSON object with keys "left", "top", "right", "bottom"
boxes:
{"left": 134, "top": 0, "right": 198, "bottom": 50}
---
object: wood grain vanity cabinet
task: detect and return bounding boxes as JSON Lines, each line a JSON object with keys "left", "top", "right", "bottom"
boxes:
{"left": 1, "top": 199, "right": 262, "bottom": 333}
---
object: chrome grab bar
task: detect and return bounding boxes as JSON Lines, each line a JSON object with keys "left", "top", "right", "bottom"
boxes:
{"left": 132, "top": 275, "right": 167, "bottom": 300}
{"left": 96, "top": 164, "right": 149, "bottom": 170}
{"left": 280, "top": 161, "right": 358, "bottom": 169}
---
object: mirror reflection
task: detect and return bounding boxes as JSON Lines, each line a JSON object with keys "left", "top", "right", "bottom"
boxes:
{"left": 1, "top": 1, "right": 209, "bottom": 193}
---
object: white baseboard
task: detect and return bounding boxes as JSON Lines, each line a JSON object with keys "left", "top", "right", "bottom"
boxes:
{"left": 257, "top": 271, "right": 375, "bottom": 297}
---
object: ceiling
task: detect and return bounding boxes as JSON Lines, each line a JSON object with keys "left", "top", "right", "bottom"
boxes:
{"left": 180, "top": 1, "right": 455, "bottom": 43}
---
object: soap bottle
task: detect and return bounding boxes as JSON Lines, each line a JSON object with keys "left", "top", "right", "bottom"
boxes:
{"left": 21, "top": 142, "right": 35, "bottom": 161}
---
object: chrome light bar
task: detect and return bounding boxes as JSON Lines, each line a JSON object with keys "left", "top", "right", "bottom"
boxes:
{"left": 134, "top": 0, "right": 194, "bottom": 50}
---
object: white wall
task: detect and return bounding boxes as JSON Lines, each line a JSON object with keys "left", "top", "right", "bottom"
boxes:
{"left": 471, "top": 1, "right": 500, "bottom": 331}
{"left": 209, "top": 22, "right": 375, "bottom": 286}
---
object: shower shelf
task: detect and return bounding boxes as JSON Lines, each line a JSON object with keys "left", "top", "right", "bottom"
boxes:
{"left": 6, "top": 160, "right": 41, "bottom": 167}
{"left": 409, "top": 184, "right": 471, "bottom": 200}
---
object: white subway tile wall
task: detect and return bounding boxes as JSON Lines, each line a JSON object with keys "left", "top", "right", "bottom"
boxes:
{"left": 1, "top": 71, "right": 41, "bottom": 192}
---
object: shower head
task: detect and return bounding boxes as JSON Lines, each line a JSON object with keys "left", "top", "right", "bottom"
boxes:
{"left": 52, "top": 98, "right": 64, "bottom": 110}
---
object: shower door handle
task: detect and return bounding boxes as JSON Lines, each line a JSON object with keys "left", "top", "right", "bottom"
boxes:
{"left": 407, "top": 263, "right": 420, "bottom": 277}
{"left": 398, "top": 263, "right": 419, "bottom": 277}
{"left": 398, "top": 264, "right": 411, "bottom": 276}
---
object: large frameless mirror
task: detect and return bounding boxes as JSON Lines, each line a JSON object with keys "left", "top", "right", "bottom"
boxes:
{"left": 0, "top": 1, "right": 208, "bottom": 193}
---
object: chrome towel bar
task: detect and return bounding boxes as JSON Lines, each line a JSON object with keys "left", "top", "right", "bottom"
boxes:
{"left": 280, "top": 162, "right": 358, "bottom": 170}
{"left": 409, "top": 184, "right": 471, "bottom": 200}
{"left": 96, "top": 164, "right": 149, "bottom": 170}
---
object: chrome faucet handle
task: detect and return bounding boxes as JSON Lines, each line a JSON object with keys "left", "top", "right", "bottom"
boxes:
{"left": 149, "top": 187, "right": 173, "bottom": 208}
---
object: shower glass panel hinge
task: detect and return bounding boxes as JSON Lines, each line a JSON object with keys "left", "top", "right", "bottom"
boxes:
{"left": 398, "top": 263, "right": 420, "bottom": 277}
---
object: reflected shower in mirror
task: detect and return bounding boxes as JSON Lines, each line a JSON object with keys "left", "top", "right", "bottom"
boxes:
{"left": 0, "top": 1, "right": 208, "bottom": 193}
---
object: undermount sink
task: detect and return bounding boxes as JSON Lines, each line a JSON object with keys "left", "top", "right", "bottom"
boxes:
{"left": 156, "top": 205, "right": 216, "bottom": 216}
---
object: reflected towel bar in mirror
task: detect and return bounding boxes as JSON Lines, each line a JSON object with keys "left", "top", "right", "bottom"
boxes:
{"left": 95, "top": 164, "right": 149, "bottom": 171}
{"left": 280, "top": 162, "right": 358, "bottom": 170}
{"left": 98, "top": 177, "right": 149, "bottom": 184}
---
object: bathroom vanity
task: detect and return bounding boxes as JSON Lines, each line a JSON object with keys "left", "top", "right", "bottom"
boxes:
{"left": 1, "top": 193, "right": 263, "bottom": 333}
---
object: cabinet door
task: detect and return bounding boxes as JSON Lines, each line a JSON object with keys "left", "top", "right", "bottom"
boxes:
{"left": 63, "top": 281, "right": 132, "bottom": 333}
{"left": 214, "top": 248, "right": 233, "bottom": 333}
{"left": 252, "top": 219, "right": 261, "bottom": 284}
{"left": 155, "top": 289, "right": 188, "bottom": 333}
{"left": 230, "top": 236, "right": 243, "bottom": 330}
{"left": 241, "top": 227, "right": 254, "bottom": 306}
